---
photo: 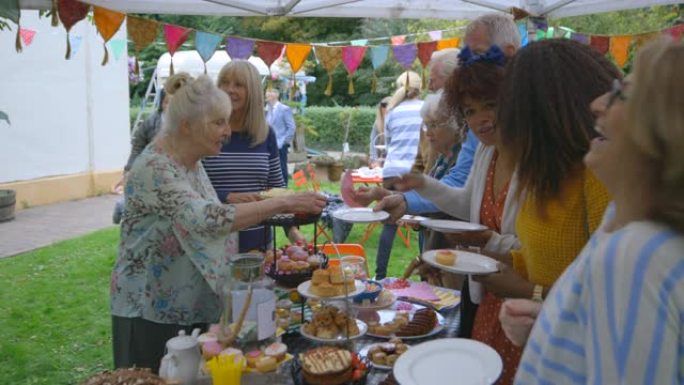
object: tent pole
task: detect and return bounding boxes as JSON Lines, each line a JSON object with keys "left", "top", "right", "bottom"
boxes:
{"left": 291, "top": 0, "right": 364, "bottom": 15}
{"left": 541, "top": 0, "right": 579, "bottom": 16}
{"left": 200, "top": 0, "right": 268, "bottom": 15}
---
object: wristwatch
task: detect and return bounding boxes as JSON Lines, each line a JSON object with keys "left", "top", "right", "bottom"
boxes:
{"left": 531, "top": 284, "right": 544, "bottom": 303}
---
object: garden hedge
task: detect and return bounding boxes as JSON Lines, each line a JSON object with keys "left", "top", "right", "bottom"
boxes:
{"left": 299, "top": 106, "right": 375, "bottom": 152}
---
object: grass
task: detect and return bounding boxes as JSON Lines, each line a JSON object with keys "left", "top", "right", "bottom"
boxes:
{"left": 0, "top": 181, "right": 418, "bottom": 384}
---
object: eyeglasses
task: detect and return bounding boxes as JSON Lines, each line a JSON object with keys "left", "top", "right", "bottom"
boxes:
{"left": 606, "top": 79, "right": 627, "bottom": 109}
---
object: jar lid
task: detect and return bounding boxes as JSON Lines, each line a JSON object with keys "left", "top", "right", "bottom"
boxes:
{"left": 166, "top": 330, "right": 197, "bottom": 351}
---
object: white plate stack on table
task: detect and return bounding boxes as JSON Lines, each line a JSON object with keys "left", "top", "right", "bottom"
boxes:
{"left": 420, "top": 219, "right": 488, "bottom": 233}
{"left": 333, "top": 207, "right": 390, "bottom": 223}
{"left": 393, "top": 338, "right": 503, "bottom": 385}
{"left": 421, "top": 249, "right": 498, "bottom": 275}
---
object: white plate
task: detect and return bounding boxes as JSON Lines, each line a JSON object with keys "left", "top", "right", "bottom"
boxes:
{"left": 394, "top": 338, "right": 503, "bottom": 385}
{"left": 333, "top": 208, "right": 389, "bottom": 223}
{"left": 399, "top": 215, "right": 428, "bottom": 224}
{"left": 297, "top": 280, "right": 366, "bottom": 300}
{"left": 422, "top": 249, "right": 499, "bottom": 275}
{"left": 421, "top": 219, "right": 487, "bottom": 233}
{"left": 362, "top": 307, "right": 445, "bottom": 340}
{"left": 299, "top": 319, "right": 367, "bottom": 342}
{"left": 359, "top": 343, "right": 411, "bottom": 370}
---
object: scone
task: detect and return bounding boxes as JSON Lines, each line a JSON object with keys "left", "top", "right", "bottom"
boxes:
{"left": 435, "top": 249, "right": 457, "bottom": 266}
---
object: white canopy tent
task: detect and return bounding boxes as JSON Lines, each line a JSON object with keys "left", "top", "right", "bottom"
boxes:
{"left": 19, "top": 0, "right": 684, "bottom": 20}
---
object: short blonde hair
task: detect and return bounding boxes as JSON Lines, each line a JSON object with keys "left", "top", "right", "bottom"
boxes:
{"left": 217, "top": 60, "right": 268, "bottom": 146}
{"left": 387, "top": 71, "right": 421, "bottom": 111}
{"left": 626, "top": 38, "right": 684, "bottom": 232}
{"left": 162, "top": 74, "right": 231, "bottom": 138}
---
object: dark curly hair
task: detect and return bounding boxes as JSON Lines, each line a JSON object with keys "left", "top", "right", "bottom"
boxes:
{"left": 443, "top": 61, "right": 506, "bottom": 117}
{"left": 497, "top": 38, "right": 622, "bottom": 204}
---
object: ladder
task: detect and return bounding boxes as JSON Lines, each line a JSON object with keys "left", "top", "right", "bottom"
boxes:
{"left": 132, "top": 66, "right": 159, "bottom": 132}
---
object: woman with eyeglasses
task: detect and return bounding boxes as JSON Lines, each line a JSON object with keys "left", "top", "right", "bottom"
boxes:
{"left": 510, "top": 38, "right": 684, "bottom": 385}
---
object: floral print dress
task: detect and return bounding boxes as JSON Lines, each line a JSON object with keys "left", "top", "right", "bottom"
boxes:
{"left": 111, "top": 144, "right": 238, "bottom": 325}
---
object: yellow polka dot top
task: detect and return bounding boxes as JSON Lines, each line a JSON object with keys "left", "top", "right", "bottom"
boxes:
{"left": 511, "top": 168, "right": 611, "bottom": 288}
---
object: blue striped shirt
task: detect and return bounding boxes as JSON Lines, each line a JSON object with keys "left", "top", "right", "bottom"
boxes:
{"left": 202, "top": 128, "right": 284, "bottom": 252}
{"left": 516, "top": 204, "right": 684, "bottom": 385}
{"left": 382, "top": 99, "right": 423, "bottom": 178}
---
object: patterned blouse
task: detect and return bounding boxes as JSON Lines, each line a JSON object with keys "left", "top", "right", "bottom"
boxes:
{"left": 111, "top": 144, "right": 238, "bottom": 325}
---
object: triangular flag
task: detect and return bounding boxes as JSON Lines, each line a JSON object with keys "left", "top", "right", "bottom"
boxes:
{"left": 634, "top": 32, "right": 659, "bottom": 49}
{"left": 286, "top": 43, "right": 312, "bottom": 74}
{"left": 315, "top": 46, "right": 342, "bottom": 96}
{"left": 127, "top": 16, "right": 158, "bottom": 74}
{"left": 109, "top": 38, "right": 127, "bottom": 61}
{"left": 342, "top": 46, "right": 367, "bottom": 94}
{"left": 93, "top": 6, "right": 125, "bottom": 65}
{"left": 571, "top": 33, "right": 589, "bottom": 45}
{"left": 664, "top": 24, "right": 684, "bottom": 42}
{"left": 257, "top": 41, "right": 285, "bottom": 67}
{"left": 392, "top": 43, "right": 417, "bottom": 70}
{"left": 164, "top": 24, "right": 192, "bottom": 75}
{"left": 590, "top": 35, "right": 610, "bottom": 55}
{"left": 436, "top": 37, "right": 460, "bottom": 51}
{"left": 226, "top": 36, "right": 254, "bottom": 59}
{"left": 195, "top": 31, "right": 222, "bottom": 72}
{"left": 428, "top": 30, "right": 442, "bottom": 41}
{"left": 391, "top": 35, "right": 406, "bottom": 45}
{"left": 371, "top": 45, "right": 389, "bottom": 69}
{"left": 19, "top": 28, "right": 36, "bottom": 47}
{"left": 351, "top": 39, "right": 368, "bottom": 46}
{"left": 518, "top": 22, "right": 529, "bottom": 47}
{"left": 536, "top": 29, "right": 546, "bottom": 41}
{"left": 58, "top": 0, "right": 90, "bottom": 59}
{"left": 417, "top": 41, "right": 438, "bottom": 90}
{"left": 68, "top": 34, "right": 83, "bottom": 58}
{"left": 610, "top": 35, "right": 632, "bottom": 68}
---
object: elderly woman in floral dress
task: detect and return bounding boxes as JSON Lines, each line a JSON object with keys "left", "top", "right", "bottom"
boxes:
{"left": 111, "top": 74, "right": 326, "bottom": 373}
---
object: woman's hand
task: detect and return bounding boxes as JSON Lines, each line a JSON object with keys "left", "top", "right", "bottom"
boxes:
{"left": 352, "top": 186, "right": 389, "bottom": 207}
{"left": 281, "top": 192, "right": 327, "bottom": 214}
{"left": 393, "top": 173, "right": 426, "bottom": 192}
{"left": 227, "top": 192, "right": 263, "bottom": 204}
{"left": 499, "top": 299, "right": 542, "bottom": 347}
{"left": 373, "top": 194, "right": 407, "bottom": 223}
{"left": 473, "top": 262, "right": 534, "bottom": 299}
{"left": 444, "top": 230, "right": 493, "bottom": 249}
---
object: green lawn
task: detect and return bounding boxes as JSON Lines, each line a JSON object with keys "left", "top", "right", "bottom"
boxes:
{"left": 0, "top": 181, "right": 419, "bottom": 384}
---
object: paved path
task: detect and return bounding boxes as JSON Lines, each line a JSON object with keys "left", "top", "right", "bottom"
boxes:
{"left": 0, "top": 194, "right": 120, "bottom": 259}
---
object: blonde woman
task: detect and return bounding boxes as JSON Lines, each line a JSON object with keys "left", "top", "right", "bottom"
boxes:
{"left": 203, "top": 60, "right": 302, "bottom": 252}
{"left": 112, "top": 74, "right": 325, "bottom": 372}
{"left": 369, "top": 96, "right": 391, "bottom": 168}
{"left": 513, "top": 39, "right": 684, "bottom": 384}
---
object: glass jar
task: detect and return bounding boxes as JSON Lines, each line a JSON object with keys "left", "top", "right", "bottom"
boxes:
{"left": 224, "top": 253, "right": 277, "bottom": 348}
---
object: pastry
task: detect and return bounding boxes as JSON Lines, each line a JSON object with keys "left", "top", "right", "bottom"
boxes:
{"left": 300, "top": 347, "right": 353, "bottom": 385}
{"left": 79, "top": 368, "right": 165, "bottom": 385}
{"left": 312, "top": 269, "right": 330, "bottom": 285}
{"left": 368, "top": 340, "right": 409, "bottom": 368}
{"left": 219, "top": 347, "right": 244, "bottom": 363}
{"left": 246, "top": 350, "right": 264, "bottom": 368}
{"left": 435, "top": 249, "right": 457, "bottom": 266}
{"left": 197, "top": 332, "right": 218, "bottom": 344}
{"left": 255, "top": 356, "right": 278, "bottom": 372}
{"left": 202, "top": 340, "right": 222, "bottom": 360}
{"left": 311, "top": 282, "right": 336, "bottom": 297}
{"left": 328, "top": 265, "right": 344, "bottom": 284}
{"left": 396, "top": 308, "right": 437, "bottom": 337}
{"left": 371, "top": 352, "right": 387, "bottom": 365}
{"left": 264, "top": 342, "right": 288, "bottom": 362}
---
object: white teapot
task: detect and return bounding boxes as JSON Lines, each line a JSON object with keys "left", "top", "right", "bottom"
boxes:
{"left": 159, "top": 328, "right": 202, "bottom": 385}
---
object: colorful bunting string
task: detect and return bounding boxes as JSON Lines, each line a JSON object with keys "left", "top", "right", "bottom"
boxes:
{"left": 19, "top": 28, "right": 36, "bottom": 47}
{"left": 610, "top": 35, "right": 632, "bottom": 68}
{"left": 391, "top": 35, "right": 406, "bottom": 45}
{"left": 164, "top": 24, "right": 192, "bottom": 75}
{"left": 590, "top": 35, "right": 610, "bottom": 55}
{"left": 392, "top": 43, "right": 417, "bottom": 70}
{"left": 257, "top": 40, "right": 285, "bottom": 87}
{"left": 226, "top": 36, "right": 254, "bottom": 60}
{"left": 58, "top": 0, "right": 89, "bottom": 59}
{"left": 127, "top": 16, "right": 159, "bottom": 74}
{"left": 370, "top": 45, "right": 389, "bottom": 93}
{"left": 68, "top": 34, "right": 82, "bottom": 58}
{"left": 93, "top": 6, "right": 125, "bottom": 65}
{"left": 341, "top": 46, "right": 366, "bottom": 94}
{"left": 665, "top": 24, "right": 684, "bottom": 41}
{"left": 417, "top": 41, "right": 438, "bottom": 89}
{"left": 109, "top": 38, "right": 126, "bottom": 61}
{"left": 351, "top": 39, "right": 368, "bottom": 46}
{"left": 314, "top": 46, "right": 342, "bottom": 96}
{"left": 195, "top": 31, "right": 222, "bottom": 73}
{"left": 428, "top": 30, "right": 442, "bottom": 41}
{"left": 436, "top": 37, "right": 460, "bottom": 51}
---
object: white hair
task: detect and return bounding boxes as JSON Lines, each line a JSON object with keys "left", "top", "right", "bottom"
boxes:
{"left": 466, "top": 12, "right": 521, "bottom": 50}
{"left": 420, "top": 90, "right": 460, "bottom": 134}
{"left": 162, "top": 74, "right": 231, "bottom": 137}
{"left": 430, "top": 48, "right": 460, "bottom": 79}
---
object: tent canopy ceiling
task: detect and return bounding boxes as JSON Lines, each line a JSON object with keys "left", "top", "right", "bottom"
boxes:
{"left": 20, "top": 0, "right": 683, "bottom": 19}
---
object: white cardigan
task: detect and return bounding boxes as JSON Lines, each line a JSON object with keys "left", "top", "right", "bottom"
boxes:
{"left": 416, "top": 144, "right": 521, "bottom": 254}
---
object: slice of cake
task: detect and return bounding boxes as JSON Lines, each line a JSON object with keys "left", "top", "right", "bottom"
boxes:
{"left": 435, "top": 249, "right": 457, "bottom": 266}
{"left": 300, "top": 347, "right": 353, "bottom": 385}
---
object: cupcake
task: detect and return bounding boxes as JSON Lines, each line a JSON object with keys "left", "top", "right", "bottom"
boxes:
{"left": 264, "top": 342, "right": 288, "bottom": 362}
{"left": 246, "top": 350, "right": 264, "bottom": 368}
{"left": 202, "top": 341, "right": 222, "bottom": 360}
{"left": 197, "top": 332, "right": 218, "bottom": 344}
{"left": 219, "top": 347, "right": 244, "bottom": 364}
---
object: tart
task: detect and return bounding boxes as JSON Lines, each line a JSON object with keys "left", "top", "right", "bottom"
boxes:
{"left": 435, "top": 249, "right": 457, "bottom": 266}
{"left": 300, "top": 346, "right": 353, "bottom": 385}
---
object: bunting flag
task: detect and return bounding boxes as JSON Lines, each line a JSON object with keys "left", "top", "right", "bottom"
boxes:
{"left": 391, "top": 35, "right": 406, "bottom": 45}
{"left": 436, "top": 37, "right": 460, "bottom": 51}
{"left": 428, "top": 30, "right": 442, "bottom": 41}
{"left": 286, "top": 43, "right": 312, "bottom": 74}
{"left": 417, "top": 41, "right": 438, "bottom": 89}
{"left": 164, "top": 24, "right": 192, "bottom": 75}
{"left": 634, "top": 32, "right": 659, "bottom": 49}
{"left": 195, "top": 31, "right": 222, "bottom": 73}
{"left": 590, "top": 35, "right": 610, "bottom": 55}
{"left": 19, "top": 28, "right": 36, "bottom": 47}
{"left": 68, "top": 34, "right": 83, "bottom": 58}
{"left": 58, "top": 0, "right": 89, "bottom": 59}
{"left": 93, "top": 6, "right": 125, "bottom": 65}
{"left": 0, "top": 0, "right": 21, "bottom": 52}
{"left": 314, "top": 46, "right": 342, "bottom": 96}
{"left": 257, "top": 41, "right": 285, "bottom": 87}
{"left": 536, "top": 29, "right": 546, "bottom": 41}
{"left": 351, "top": 39, "right": 368, "bottom": 46}
{"left": 610, "top": 35, "right": 632, "bottom": 68}
{"left": 665, "top": 24, "right": 684, "bottom": 42}
{"left": 393, "top": 43, "right": 417, "bottom": 70}
{"left": 518, "top": 22, "right": 529, "bottom": 47}
{"left": 571, "top": 32, "right": 589, "bottom": 44}
{"left": 293, "top": 169, "right": 308, "bottom": 187}
{"left": 226, "top": 36, "right": 254, "bottom": 59}
{"left": 127, "top": 17, "right": 159, "bottom": 74}
{"left": 370, "top": 45, "right": 389, "bottom": 93}
{"left": 341, "top": 46, "right": 366, "bottom": 94}
{"left": 109, "top": 38, "right": 126, "bottom": 61}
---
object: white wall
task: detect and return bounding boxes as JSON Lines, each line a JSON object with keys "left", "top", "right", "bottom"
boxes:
{"left": 0, "top": 11, "right": 130, "bottom": 183}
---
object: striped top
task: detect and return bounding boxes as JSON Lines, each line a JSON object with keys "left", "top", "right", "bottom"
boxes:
{"left": 516, "top": 204, "right": 684, "bottom": 385}
{"left": 382, "top": 99, "right": 423, "bottom": 178}
{"left": 202, "top": 128, "right": 284, "bottom": 252}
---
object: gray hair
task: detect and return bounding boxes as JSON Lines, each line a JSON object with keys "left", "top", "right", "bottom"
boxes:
{"left": 420, "top": 90, "right": 460, "bottom": 134}
{"left": 162, "top": 74, "right": 231, "bottom": 137}
{"left": 430, "top": 48, "right": 460, "bottom": 80}
{"left": 466, "top": 12, "right": 521, "bottom": 50}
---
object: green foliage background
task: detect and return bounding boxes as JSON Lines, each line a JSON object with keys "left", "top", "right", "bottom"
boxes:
{"left": 298, "top": 106, "right": 375, "bottom": 151}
